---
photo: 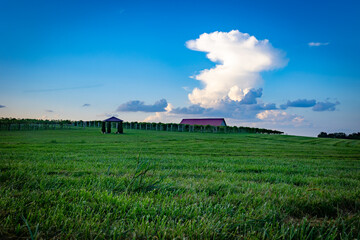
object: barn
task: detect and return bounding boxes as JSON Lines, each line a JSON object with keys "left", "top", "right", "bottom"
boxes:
{"left": 180, "top": 118, "right": 227, "bottom": 127}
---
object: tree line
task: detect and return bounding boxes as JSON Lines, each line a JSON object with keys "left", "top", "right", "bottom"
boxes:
{"left": 122, "top": 121, "right": 283, "bottom": 134}
{"left": 318, "top": 132, "right": 360, "bottom": 140}
{"left": 0, "top": 118, "right": 283, "bottom": 135}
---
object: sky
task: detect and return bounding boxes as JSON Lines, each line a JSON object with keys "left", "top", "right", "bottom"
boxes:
{"left": 0, "top": 0, "right": 359, "bottom": 136}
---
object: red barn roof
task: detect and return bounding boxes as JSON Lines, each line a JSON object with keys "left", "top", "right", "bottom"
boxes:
{"left": 180, "top": 118, "right": 226, "bottom": 126}
{"left": 103, "top": 116, "right": 123, "bottom": 122}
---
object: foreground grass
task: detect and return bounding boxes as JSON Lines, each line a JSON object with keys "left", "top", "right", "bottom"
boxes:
{"left": 0, "top": 129, "right": 360, "bottom": 239}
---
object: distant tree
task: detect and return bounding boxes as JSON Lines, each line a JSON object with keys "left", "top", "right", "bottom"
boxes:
{"left": 334, "top": 132, "right": 347, "bottom": 139}
{"left": 318, "top": 132, "right": 328, "bottom": 138}
{"left": 348, "top": 132, "right": 360, "bottom": 140}
{"left": 318, "top": 131, "right": 360, "bottom": 140}
{"left": 205, "top": 124, "right": 212, "bottom": 133}
{"left": 117, "top": 122, "right": 123, "bottom": 134}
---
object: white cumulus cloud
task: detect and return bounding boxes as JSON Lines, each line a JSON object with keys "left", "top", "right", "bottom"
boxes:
{"left": 143, "top": 103, "right": 181, "bottom": 123}
{"left": 186, "top": 30, "right": 287, "bottom": 108}
{"left": 256, "top": 110, "right": 304, "bottom": 125}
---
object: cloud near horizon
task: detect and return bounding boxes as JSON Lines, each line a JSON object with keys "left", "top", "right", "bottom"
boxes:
{"left": 45, "top": 109, "right": 54, "bottom": 113}
{"left": 82, "top": 103, "right": 91, "bottom": 107}
{"left": 0, "top": 105, "right": 5, "bottom": 108}
{"left": 256, "top": 110, "right": 305, "bottom": 125}
{"left": 117, "top": 99, "right": 168, "bottom": 112}
{"left": 146, "top": 100, "right": 291, "bottom": 124}
{"left": 186, "top": 30, "right": 287, "bottom": 108}
{"left": 170, "top": 88, "right": 276, "bottom": 120}
{"left": 280, "top": 99, "right": 339, "bottom": 111}
{"left": 280, "top": 99, "right": 316, "bottom": 109}
{"left": 146, "top": 96, "right": 338, "bottom": 124}
{"left": 312, "top": 100, "right": 340, "bottom": 111}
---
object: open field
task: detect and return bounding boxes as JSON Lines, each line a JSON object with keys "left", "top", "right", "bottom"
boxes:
{"left": 1, "top": 129, "right": 360, "bottom": 239}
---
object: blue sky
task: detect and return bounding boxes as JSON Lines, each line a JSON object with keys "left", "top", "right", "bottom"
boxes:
{"left": 0, "top": 0, "right": 359, "bottom": 136}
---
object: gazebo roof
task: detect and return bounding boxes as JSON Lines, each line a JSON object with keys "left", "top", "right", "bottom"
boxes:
{"left": 103, "top": 116, "right": 123, "bottom": 122}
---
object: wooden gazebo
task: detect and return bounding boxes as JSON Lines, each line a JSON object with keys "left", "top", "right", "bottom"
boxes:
{"left": 102, "top": 116, "right": 123, "bottom": 134}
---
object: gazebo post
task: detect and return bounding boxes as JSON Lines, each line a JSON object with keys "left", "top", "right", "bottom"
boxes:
{"left": 106, "top": 122, "right": 111, "bottom": 133}
{"left": 116, "top": 122, "right": 123, "bottom": 134}
{"left": 101, "top": 122, "right": 106, "bottom": 133}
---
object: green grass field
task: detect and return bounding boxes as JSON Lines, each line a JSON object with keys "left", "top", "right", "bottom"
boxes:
{"left": 1, "top": 129, "right": 360, "bottom": 239}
